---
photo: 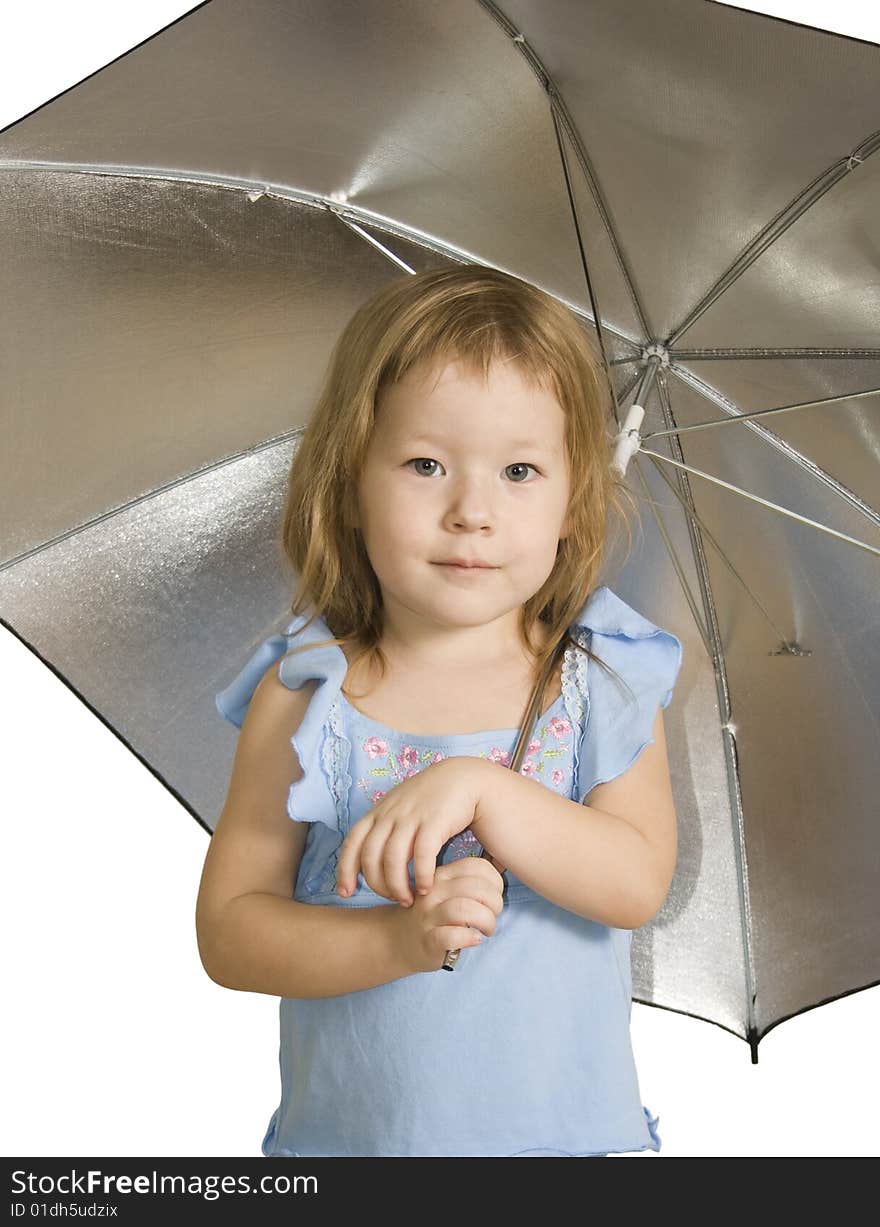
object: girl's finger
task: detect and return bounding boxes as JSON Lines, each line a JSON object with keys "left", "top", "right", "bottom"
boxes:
{"left": 438, "top": 925, "right": 484, "bottom": 951}
{"left": 383, "top": 828, "right": 415, "bottom": 906}
{"left": 359, "top": 829, "right": 393, "bottom": 902}
{"left": 336, "top": 817, "right": 372, "bottom": 897}
{"left": 412, "top": 830, "right": 439, "bottom": 896}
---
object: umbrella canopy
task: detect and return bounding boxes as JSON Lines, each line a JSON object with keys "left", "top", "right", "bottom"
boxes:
{"left": 1, "top": 0, "right": 878, "bottom": 1065}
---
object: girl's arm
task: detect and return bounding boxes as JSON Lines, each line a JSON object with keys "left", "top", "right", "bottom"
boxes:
{"left": 470, "top": 708, "right": 678, "bottom": 930}
{"left": 204, "top": 893, "right": 413, "bottom": 999}
{"left": 196, "top": 669, "right": 415, "bottom": 998}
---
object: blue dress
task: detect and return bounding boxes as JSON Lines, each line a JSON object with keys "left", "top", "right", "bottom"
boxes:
{"left": 215, "top": 585, "right": 683, "bottom": 1157}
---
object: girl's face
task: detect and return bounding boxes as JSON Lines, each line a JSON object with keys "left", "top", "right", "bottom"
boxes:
{"left": 355, "top": 355, "right": 572, "bottom": 645}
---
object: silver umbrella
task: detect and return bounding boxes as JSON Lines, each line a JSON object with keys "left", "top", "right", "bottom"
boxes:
{"left": 1, "top": 0, "right": 878, "bottom": 1073}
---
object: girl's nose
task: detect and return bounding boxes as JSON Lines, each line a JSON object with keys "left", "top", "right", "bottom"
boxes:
{"left": 442, "top": 477, "right": 494, "bottom": 531}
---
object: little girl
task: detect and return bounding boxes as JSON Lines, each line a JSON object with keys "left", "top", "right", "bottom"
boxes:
{"left": 197, "top": 265, "right": 683, "bottom": 1158}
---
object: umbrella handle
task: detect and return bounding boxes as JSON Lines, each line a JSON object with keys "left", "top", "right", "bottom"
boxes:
{"left": 611, "top": 402, "right": 644, "bottom": 477}
{"left": 440, "top": 634, "right": 569, "bottom": 972}
{"left": 441, "top": 848, "right": 503, "bottom": 971}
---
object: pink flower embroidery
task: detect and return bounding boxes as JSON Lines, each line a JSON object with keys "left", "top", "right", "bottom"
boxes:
{"left": 445, "top": 829, "right": 481, "bottom": 861}
{"left": 520, "top": 758, "right": 537, "bottom": 776}
{"left": 551, "top": 768, "right": 564, "bottom": 787}
{"left": 527, "top": 737, "right": 541, "bottom": 754}
{"left": 357, "top": 738, "right": 445, "bottom": 795}
{"left": 487, "top": 746, "right": 511, "bottom": 766}
{"left": 371, "top": 789, "right": 386, "bottom": 804}
{"left": 547, "top": 716, "right": 572, "bottom": 741}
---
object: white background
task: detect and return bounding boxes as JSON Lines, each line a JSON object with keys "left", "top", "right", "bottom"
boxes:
{"left": 2, "top": 1, "right": 878, "bottom": 1158}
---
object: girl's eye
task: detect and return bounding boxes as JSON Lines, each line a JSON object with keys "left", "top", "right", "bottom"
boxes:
{"left": 406, "top": 459, "right": 540, "bottom": 482}
{"left": 408, "top": 458, "right": 444, "bottom": 477}
{"left": 504, "top": 463, "right": 539, "bottom": 483}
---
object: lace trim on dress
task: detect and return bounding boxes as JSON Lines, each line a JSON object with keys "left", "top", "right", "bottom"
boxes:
{"left": 303, "top": 696, "right": 353, "bottom": 896}
{"left": 561, "top": 630, "right": 591, "bottom": 794}
{"left": 322, "top": 695, "right": 352, "bottom": 830}
{"left": 327, "top": 696, "right": 354, "bottom": 830}
{"left": 321, "top": 639, "right": 593, "bottom": 832}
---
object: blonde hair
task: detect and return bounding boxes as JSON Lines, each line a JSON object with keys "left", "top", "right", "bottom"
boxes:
{"left": 278, "top": 264, "right": 640, "bottom": 704}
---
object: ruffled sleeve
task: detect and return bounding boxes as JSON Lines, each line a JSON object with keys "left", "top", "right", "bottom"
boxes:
{"left": 214, "top": 611, "right": 348, "bottom": 832}
{"left": 571, "top": 586, "right": 683, "bottom": 804}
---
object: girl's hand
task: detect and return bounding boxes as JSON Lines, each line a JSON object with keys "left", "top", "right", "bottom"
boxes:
{"left": 387, "top": 857, "right": 505, "bottom": 974}
{"left": 336, "top": 757, "right": 488, "bottom": 905}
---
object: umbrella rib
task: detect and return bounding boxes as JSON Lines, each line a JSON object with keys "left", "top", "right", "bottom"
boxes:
{"left": 665, "top": 129, "right": 880, "bottom": 348}
{"left": 628, "top": 458, "right": 713, "bottom": 658}
{"left": 656, "top": 364, "right": 880, "bottom": 535}
{"left": 607, "top": 349, "right": 644, "bottom": 368}
{"left": 635, "top": 377, "right": 761, "bottom": 1052}
{"left": 611, "top": 347, "right": 880, "bottom": 365}
{"left": 325, "top": 196, "right": 638, "bottom": 348}
{"left": 476, "top": 0, "right": 653, "bottom": 344}
{"left": 549, "top": 100, "right": 620, "bottom": 424}
{"left": 545, "top": 92, "right": 651, "bottom": 342}
{"left": 2, "top": 158, "right": 653, "bottom": 358}
{"left": 327, "top": 208, "right": 417, "bottom": 275}
{"left": 0, "top": 428, "right": 306, "bottom": 573}
{"left": 643, "top": 386, "right": 880, "bottom": 440}
{"left": 631, "top": 459, "right": 761, "bottom": 1056}
{"left": 640, "top": 449, "right": 798, "bottom": 653}
{"left": 670, "top": 347, "right": 880, "bottom": 361}
{"left": 616, "top": 369, "right": 644, "bottom": 406}
{"left": 637, "top": 448, "right": 880, "bottom": 557}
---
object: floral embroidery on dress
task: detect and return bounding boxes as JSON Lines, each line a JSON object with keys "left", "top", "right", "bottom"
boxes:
{"left": 355, "top": 714, "right": 572, "bottom": 802}
{"left": 356, "top": 738, "right": 447, "bottom": 803}
{"left": 354, "top": 714, "right": 573, "bottom": 862}
{"left": 516, "top": 715, "right": 572, "bottom": 782}
{"left": 443, "top": 827, "right": 483, "bottom": 861}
